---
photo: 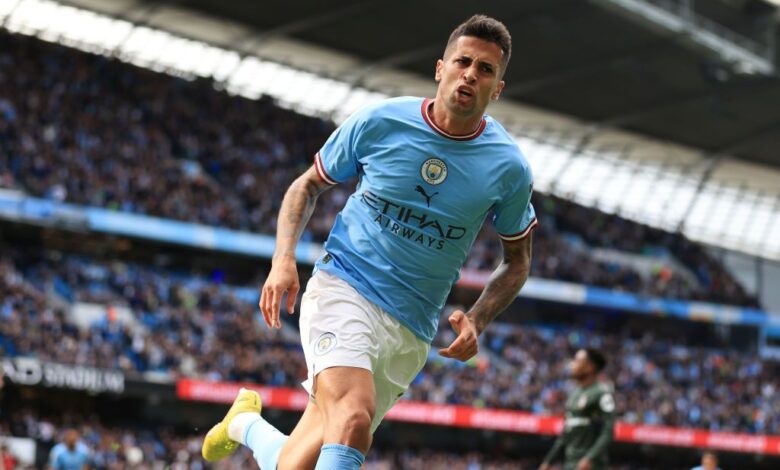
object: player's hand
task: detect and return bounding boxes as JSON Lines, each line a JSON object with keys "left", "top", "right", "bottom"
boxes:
{"left": 438, "top": 310, "right": 479, "bottom": 361}
{"left": 259, "top": 254, "right": 300, "bottom": 329}
{"left": 537, "top": 464, "right": 550, "bottom": 470}
{"left": 576, "top": 458, "right": 592, "bottom": 470}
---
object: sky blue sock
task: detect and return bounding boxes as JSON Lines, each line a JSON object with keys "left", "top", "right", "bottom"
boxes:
{"left": 313, "top": 443, "right": 365, "bottom": 470}
{"left": 243, "top": 417, "right": 289, "bottom": 470}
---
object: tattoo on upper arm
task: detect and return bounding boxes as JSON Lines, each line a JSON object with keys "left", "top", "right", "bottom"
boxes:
{"left": 277, "top": 166, "right": 332, "bottom": 243}
{"left": 295, "top": 166, "right": 333, "bottom": 207}
{"left": 502, "top": 233, "right": 532, "bottom": 265}
{"left": 307, "top": 166, "right": 335, "bottom": 195}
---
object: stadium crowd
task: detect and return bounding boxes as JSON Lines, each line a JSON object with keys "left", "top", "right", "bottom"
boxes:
{"left": 415, "top": 316, "right": 780, "bottom": 434}
{"left": 1, "top": 249, "right": 777, "bottom": 435}
{"left": 0, "top": 251, "right": 305, "bottom": 386}
{"left": 0, "top": 409, "right": 663, "bottom": 469}
{"left": 1, "top": 408, "right": 253, "bottom": 469}
{"left": 0, "top": 31, "right": 757, "bottom": 307}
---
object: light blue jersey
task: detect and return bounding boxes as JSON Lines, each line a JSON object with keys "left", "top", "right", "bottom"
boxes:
{"left": 313, "top": 96, "right": 536, "bottom": 343}
{"left": 49, "top": 442, "right": 90, "bottom": 470}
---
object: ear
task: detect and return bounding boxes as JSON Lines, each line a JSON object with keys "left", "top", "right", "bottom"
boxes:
{"left": 492, "top": 80, "right": 505, "bottom": 100}
{"left": 435, "top": 59, "right": 443, "bottom": 82}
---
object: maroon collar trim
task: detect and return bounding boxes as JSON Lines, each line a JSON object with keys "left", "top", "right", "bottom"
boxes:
{"left": 420, "top": 98, "right": 487, "bottom": 141}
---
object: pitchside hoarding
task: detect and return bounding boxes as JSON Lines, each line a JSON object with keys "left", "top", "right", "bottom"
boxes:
{"left": 176, "top": 378, "right": 780, "bottom": 456}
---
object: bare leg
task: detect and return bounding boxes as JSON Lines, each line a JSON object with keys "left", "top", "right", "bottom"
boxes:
{"left": 277, "top": 401, "right": 323, "bottom": 470}
{"left": 314, "top": 366, "right": 376, "bottom": 454}
{"left": 277, "top": 367, "right": 375, "bottom": 469}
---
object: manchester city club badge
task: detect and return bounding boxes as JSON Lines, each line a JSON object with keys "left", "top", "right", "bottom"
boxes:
{"left": 420, "top": 158, "right": 448, "bottom": 185}
{"left": 314, "top": 332, "right": 337, "bottom": 356}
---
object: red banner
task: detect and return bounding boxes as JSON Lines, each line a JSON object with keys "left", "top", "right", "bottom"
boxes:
{"left": 176, "top": 379, "right": 780, "bottom": 456}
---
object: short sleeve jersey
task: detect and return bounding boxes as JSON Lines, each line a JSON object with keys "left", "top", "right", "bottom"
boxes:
{"left": 560, "top": 382, "right": 615, "bottom": 469}
{"left": 49, "top": 442, "right": 90, "bottom": 470}
{"left": 314, "top": 96, "right": 536, "bottom": 342}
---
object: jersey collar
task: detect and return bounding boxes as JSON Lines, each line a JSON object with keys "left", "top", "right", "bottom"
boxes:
{"left": 421, "top": 98, "right": 487, "bottom": 141}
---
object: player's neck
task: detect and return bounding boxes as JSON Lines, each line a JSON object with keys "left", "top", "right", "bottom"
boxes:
{"left": 429, "top": 99, "right": 484, "bottom": 136}
{"left": 577, "top": 375, "right": 597, "bottom": 388}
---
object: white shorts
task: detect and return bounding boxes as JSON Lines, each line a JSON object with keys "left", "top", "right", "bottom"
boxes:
{"left": 299, "top": 270, "right": 430, "bottom": 432}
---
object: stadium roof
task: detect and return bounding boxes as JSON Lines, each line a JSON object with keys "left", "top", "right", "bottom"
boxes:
{"left": 177, "top": 0, "right": 780, "bottom": 169}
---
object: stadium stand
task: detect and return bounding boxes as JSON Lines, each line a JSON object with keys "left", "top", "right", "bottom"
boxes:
{"left": 2, "top": 1, "right": 779, "bottom": 467}
{"left": 2, "top": 408, "right": 253, "bottom": 469}
{"left": 0, "top": 250, "right": 304, "bottom": 385}
{"left": 420, "top": 317, "right": 780, "bottom": 434}
{"left": 0, "top": 31, "right": 757, "bottom": 308}
{"left": 2, "top": 247, "right": 777, "bottom": 435}
{"left": 1, "top": 407, "right": 667, "bottom": 469}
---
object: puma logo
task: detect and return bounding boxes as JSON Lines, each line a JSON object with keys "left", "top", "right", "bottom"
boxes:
{"left": 415, "top": 185, "right": 438, "bottom": 207}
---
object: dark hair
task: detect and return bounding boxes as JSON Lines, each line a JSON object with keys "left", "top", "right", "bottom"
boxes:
{"left": 446, "top": 15, "right": 512, "bottom": 73}
{"left": 584, "top": 348, "right": 607, "bottom": 373}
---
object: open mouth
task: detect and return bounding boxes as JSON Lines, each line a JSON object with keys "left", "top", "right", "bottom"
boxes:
{"left": 457, "top": 86, "right": 474, "bottom": 98}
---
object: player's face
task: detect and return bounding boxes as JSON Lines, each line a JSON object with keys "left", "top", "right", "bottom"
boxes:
{"left": 702, "top": 454, "right": 718, "bottom": 470}
{"left": 570, "top": 349, "right": 593, "bottom": 379}
{"left": 65, "top": 430, "right": 78, "bottom": 448}
{"left": 435, "top": 36, "right": 505, "bottom": 119}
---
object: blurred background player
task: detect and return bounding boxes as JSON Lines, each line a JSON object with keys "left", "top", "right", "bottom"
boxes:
{"left": 691, "top": 451, "right": 723, "bottom": 470}
{"left": 539, "top": 348, "right": 614, "bottom": 470}
{"left": 47, "top": 429, "right": 89, "bottom": 470}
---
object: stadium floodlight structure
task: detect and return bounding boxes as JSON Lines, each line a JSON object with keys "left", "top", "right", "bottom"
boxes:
{"left": 0, "top": 0, "right": 389, "bottom": 122}
{"left": 591, "top": 0, "right": 775, "bottom": 75}
{"left": 1, "top": 0, "right": 780, "bottom": 262}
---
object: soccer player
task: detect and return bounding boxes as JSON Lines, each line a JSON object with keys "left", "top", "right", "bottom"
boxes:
{"left": 202, "top": 14, "right": 536, "bottom": 470}
{"left": 539, "top": 349, "right": 615, "bottom": 470}
{"left": 691, "top": 451, "right": 722, "bottom": 470}
{"left": 48, "top": 430, "right": 90, "bottom": 470}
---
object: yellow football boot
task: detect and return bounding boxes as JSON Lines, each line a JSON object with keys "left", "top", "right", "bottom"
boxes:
{"left": 201, "top": 387, "right": 262, "bottom": 462}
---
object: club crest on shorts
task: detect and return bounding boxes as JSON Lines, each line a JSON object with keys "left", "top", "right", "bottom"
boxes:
{"left": 420, "top": 158, "right": 448, "bottom": 185}
{"left": 314, "top": 332, "right": 337, "bottom": 356}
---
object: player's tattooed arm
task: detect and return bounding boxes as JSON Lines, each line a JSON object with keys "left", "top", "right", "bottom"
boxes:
{"left": 273, "top": 165, "right": 334, "bottom": 261}
{"left": 466, "top": 234, "right": 532, "bottom": 334}
{"left": 260, "top": 165, "right": 334, "bottom": 329}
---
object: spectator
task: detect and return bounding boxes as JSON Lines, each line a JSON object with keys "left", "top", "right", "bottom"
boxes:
{"left": 0, "top": 443, "right": 18, "bottom": 470}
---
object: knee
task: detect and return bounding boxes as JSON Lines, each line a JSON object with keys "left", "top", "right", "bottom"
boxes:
{"left": 324, "top": 403, "right": 374, "bottom": 450}
{"left": 338, "top": 408, "right": 373, "bottom": 439}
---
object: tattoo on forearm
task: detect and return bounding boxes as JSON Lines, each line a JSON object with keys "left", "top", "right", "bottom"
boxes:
{"left": 468, "top": 237, "right": 532, "bottom": 333}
